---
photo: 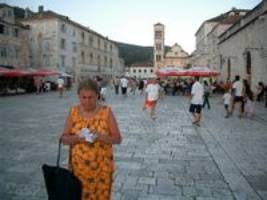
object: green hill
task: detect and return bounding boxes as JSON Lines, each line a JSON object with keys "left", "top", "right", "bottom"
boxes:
{"left": 115, "top": 42, "right": 171, "bottom": 66}
{"left": 115, "top": 42, "right": 153, "bottom": 66}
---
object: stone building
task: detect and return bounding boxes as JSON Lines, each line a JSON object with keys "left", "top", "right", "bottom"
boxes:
{"left": 153, "top": 23, "right": 189, "bottom": 70}
{"left": 218, "top": 0, "right": 267, "bottom": 88}
{"left": 192, "top": 8, "right": 248, "bottom": 68}
{"left": 164, "top": 43, "right": 189, "bottom": 67}
{"left": 19, "top": 6, "right": 122, "bottom": 81}
{"left": 127, "top": 63, "right": 154, "bottom": 79}
{"left": 0, "top": 4, "right": 30, "bottom": 69}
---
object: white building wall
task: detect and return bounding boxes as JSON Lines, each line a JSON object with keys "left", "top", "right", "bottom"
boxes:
{"left": 219, "top": 12, "right": 267, "bottom": 89}
{"left": 129, "top": 66, "right": 154, "bottom": 79}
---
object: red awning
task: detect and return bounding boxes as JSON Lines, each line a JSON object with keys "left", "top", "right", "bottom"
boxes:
{"left": 156, "top": 67, "right": 188, "bottom": 77}
{"left": 186, "top": 67, "right": 220, "bottom": 77}
{"left": 0, "top": 67, "right": 11, "bottom": 75}
{"left": 0, "top": 68, "right": 30, "bottom": 77}
{"left": 29, "top": 69, "right": 61, "bottom": 76}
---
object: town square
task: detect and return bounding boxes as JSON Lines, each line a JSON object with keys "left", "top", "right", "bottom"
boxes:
{"left": 0, "top": 0, "right": 267, "bottom": 200}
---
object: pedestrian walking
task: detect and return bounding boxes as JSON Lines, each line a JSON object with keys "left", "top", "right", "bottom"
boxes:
{"left": 61, "top": 78, "right": 122, "bottom": 200}
{"left": 202, "top": 80, "right": 211, "bottom": 109}
{"left": 113, "top": 76, "right": 120, "bottom": 95}
{"left": 189, "top": 76, "right": 204, "bottom": 126}
{"left": 243, "top": 79, "right": 255, "bottom": 119}
{"left": 222, "top": 88, "right": 232, "bottom": 118}
{"left": 57, "top": 76, "right": 64, "bottom": 97}
{"left": 229, "top": 75, "right": 244, "bottom": 117}
{"left": 120, "top": 76, "right": 128, "bottom": 97}
{"left": 142, "top": 77, "right": 160, "bottom": 120}
{"left": 138, "top": 79, "right": 145, "bottom": 95}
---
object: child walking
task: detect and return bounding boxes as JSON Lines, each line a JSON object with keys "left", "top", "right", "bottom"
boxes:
{"left": 223, "top": 89, "right": 232, "bottom": 118}
{"left": 244, "top": 90, "right": 255, "bottom": 119}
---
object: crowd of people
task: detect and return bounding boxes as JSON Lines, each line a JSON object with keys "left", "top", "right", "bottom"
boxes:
{"left": 97, "top": 75, "right": 267, "bottom": 126}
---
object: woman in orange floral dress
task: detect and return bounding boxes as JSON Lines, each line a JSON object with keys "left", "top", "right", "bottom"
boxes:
{"left": 61, "top": 79, "right": 122, "bottom": 200}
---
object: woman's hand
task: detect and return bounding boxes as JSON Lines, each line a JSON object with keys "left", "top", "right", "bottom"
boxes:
{"left": 61, "top": 134, "right": 85, "bottom": 145}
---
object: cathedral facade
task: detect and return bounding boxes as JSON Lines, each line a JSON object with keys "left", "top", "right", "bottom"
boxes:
{"left": 153, "top": 23, "right": 189, "bottom": 70}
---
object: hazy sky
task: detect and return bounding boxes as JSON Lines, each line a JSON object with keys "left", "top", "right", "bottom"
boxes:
{"left": 3, "top": 0, "right": 262, "bottom": 53}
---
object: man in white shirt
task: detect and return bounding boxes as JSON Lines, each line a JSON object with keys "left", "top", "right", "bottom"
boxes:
{"left": 143, "top": 77, "right": 160, "bottom": 120}
{"left": 120, "top": 76, "right": 128, "bottom": 96}
{"left": 230, "top": 75, "right": 244, "bottom": 117}
{"left": 189, "top": 77, "right": 204, "bottom": 126}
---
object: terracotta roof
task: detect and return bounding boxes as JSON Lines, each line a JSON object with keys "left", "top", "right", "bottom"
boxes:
{"left": 219, "top": 1, "right": 266, "bottom": 44}
{"left": 195, "top": 8, "right": 249, "bottom": 35}
{"left": 206, "top": 9, "right": 249, "bottom": 22}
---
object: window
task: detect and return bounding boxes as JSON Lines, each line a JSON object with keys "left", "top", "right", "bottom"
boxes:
{"left": 133, "top": 69, "right": 136, "bottom": 73}
{"left": 104, "top": 42, "right": 107, "bottom": 50}
{"left": 89, "top": 36, "right": 94, "bottom": 47}
{"left": 61, "top": 24, "right": 66, "bottom": 33}
{"left": 61, "top": 55, "right": 65, "bottom": 67}
{"left": 72, "top": 57, "right": 76, "bottom": 67}
{"left": 155, "top": 31, "right": 162, "bottom": 39}
{"left": 89, "top": 53, "right": 93, "bottom": 63}
{"left": 61, "top": 38, "right": 66, "bottom": 49}
{"left": 104, "top": 56, "right": 107, "bottom": 66}
{"left": 97, "top": 55, "right": 101, "bottom": 66}
{"left": 15, "top": 48, "right": 19, "bottom": 59}
{"left": 110, "top": 44, "right": 113, "bottom": 51}
{"left": 156, "top": 43, "right": 161, "bottom": 51}
{"left": 109, "top": 58, "right": 112, "bottom": 68}
{"left": 72, "top": 42, "right": 77, "bottom": 52}
{"left": 72, "top": 29, "right": 76, "bottom": 36}
{"left": 0, "top": 24, "right": 4, "bottom": 34}
{"left": 151, "top": 69, "right": 153, "bottom": 73}
{"left": 44, "top": 41, "right": 50, "bottom": 51}
{"left": 81, "top": 51, "right": 85, "bottom": 64}
{"left": 8, "top": 10, "right": 12, "bottom": 17}
{"left": 43, "top": 55, "right": 50, "bottom": 65}
{"left": 0, "top": 48, "right": 7, "bottom": 57}
{"left": 156, "top": 55, "right": 161, "bottom": 62}
{"left": 98, "top": 38, "right": 101, "bottom": 49}
{"left": 139, "top": 69, "right": 141, "bottom": 73}
{"left": 2, "top": 10, "right": 6, "bottom": 18}
{"left": 144, "top": 69, "right": 147, "bottom": 73}
{"left": 81, "top": 32, "right": 85, "bottom": 42}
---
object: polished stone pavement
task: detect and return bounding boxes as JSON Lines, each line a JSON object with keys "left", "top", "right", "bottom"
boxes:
{"left": 0, "top": 88, "right": 267, "bottom": 200}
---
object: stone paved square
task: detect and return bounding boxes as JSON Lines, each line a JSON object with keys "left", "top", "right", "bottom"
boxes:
{"left": 0, "top": 88, "right": 267, "bottom": 200}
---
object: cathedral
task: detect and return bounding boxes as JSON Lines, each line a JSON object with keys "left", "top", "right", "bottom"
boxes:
{"left": 153, "top": 23, "right": 189, "bottom": 69}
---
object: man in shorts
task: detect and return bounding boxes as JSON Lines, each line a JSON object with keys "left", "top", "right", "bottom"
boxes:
{"left": 189, "top": 76, "right": 204, "bottom": 126}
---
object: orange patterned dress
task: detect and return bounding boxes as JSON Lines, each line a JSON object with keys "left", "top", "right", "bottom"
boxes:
{"left": 69, "top": 105, "right": 114, "bottom": 200}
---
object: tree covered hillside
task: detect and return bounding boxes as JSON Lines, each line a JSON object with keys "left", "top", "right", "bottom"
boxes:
{"left": 115, "top": 42, "right": 153, "bottom": 66}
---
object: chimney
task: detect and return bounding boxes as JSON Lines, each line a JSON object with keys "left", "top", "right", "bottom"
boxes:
{"left": 38, "top": 5, "right": 44, "bottom": 13}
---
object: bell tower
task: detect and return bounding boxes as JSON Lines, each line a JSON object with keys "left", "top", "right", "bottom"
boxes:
{"left": 154, "top": 23, "right": 165, "bottom": 69}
